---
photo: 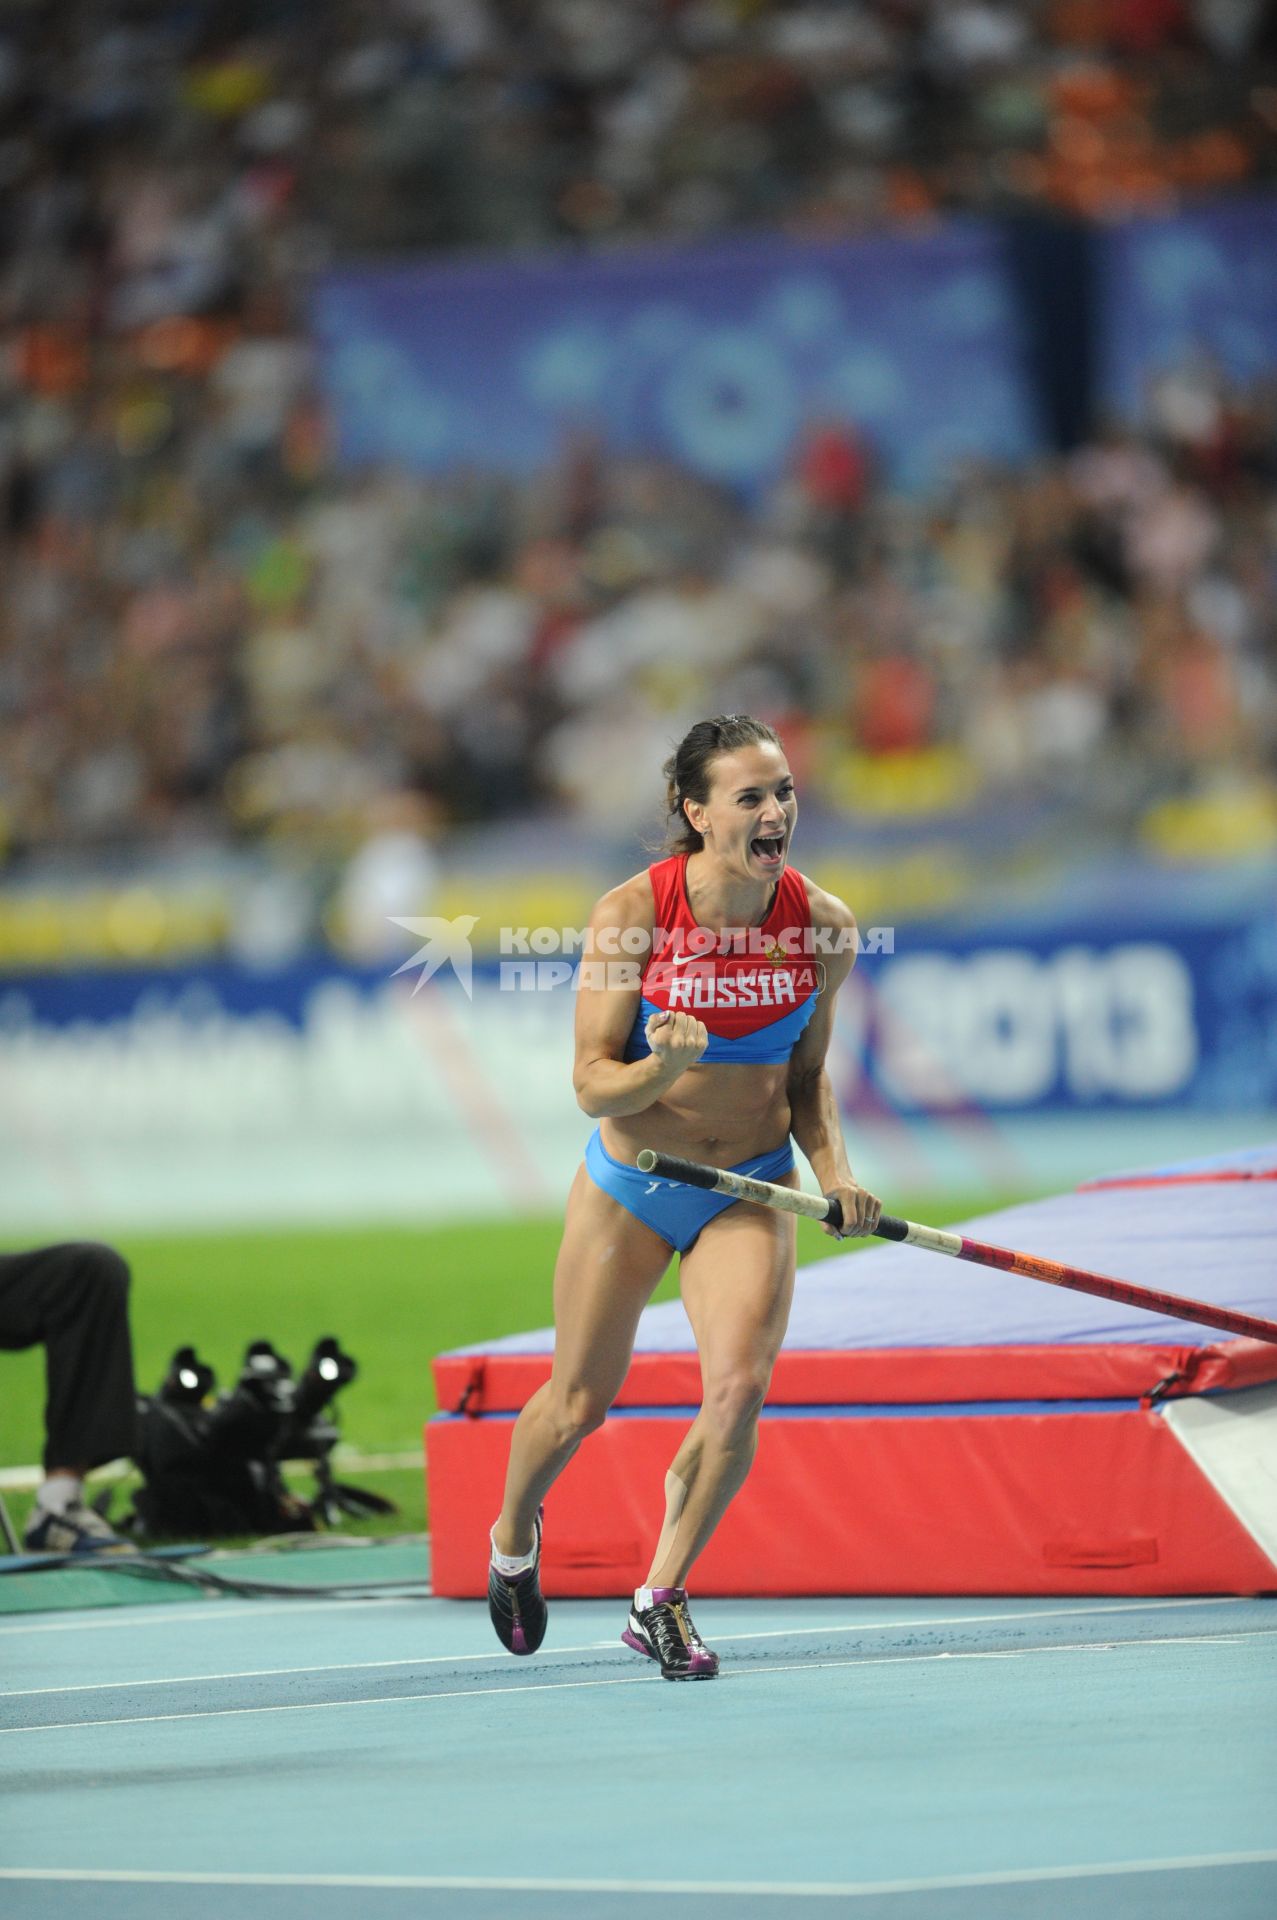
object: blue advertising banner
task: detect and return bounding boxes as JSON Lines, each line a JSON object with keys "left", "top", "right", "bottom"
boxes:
{"left": 840, "top": 912, "right": 1277, "bottom": 1118}
{"left": 4, "top": 910, "right": 1275, "bottom": 1120}
{"left": 1096, "top": 194, "right": 1277, "bottom": 419}
{"left": 312, "top": 223, "right": 1044, "bottom": 495}
{"left": 2, "top": 911, "right": 1272, "bottom": 1229}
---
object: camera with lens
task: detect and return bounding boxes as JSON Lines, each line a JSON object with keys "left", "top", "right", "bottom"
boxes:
{"left": 130, "top": 1334, "right": 389, "bottom": 1539}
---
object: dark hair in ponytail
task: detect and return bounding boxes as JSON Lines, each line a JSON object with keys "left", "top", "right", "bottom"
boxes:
{"left": 661, "top": 714, "right": 782, "bottom": 855}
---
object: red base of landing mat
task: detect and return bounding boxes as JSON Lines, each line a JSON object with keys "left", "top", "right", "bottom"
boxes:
{"left": 432, "top": 1338, "right": 1277, "bottom": 1415}
{"left": 426, "top": 1406, "right": 1277, "bottom": 1599}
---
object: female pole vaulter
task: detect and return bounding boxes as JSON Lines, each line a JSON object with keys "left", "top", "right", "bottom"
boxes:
{"left": 487, "top": 714, "right": 881, "bottom": 1679}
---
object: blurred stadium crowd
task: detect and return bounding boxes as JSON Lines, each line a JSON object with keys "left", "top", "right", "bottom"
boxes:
{"left": 1, "top": 0, "right": 1276, "bottom": 880}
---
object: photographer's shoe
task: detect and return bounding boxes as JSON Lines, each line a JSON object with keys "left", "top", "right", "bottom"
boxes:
{"left": 23, "top": 1500, "right": 127, "bottom": 1555}
{"left": 487, "top": 1510, "right": 547, "bottom": 1656}
{"left": 622, "top": 1588, "right": 718, "bottom": 1680}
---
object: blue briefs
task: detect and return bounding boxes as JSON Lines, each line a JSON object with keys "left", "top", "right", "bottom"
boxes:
{"left": 584, "top": 1128, "right": 796, "bottom": 1255}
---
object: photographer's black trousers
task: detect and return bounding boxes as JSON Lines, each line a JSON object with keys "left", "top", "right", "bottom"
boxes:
{"left": 0, "top": 1243, "right": 137, "bottom": 1471}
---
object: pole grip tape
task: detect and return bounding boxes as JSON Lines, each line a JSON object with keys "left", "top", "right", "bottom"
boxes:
{"left": 637, "top": 1147, "right": 893, "bottom": 1237}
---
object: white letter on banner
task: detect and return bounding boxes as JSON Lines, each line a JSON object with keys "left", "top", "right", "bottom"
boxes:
{"left": 1052, "top": 944, "right": 1197, "bottom": 1097}
{"left": 1103, "top": 944, "right": 1198, "bottom": 1096}
{"left": 530, "top": 926, "right": 558, "bottom": 954}
{"left": 501, "top": 928, "right": 531, "bottom": 954}
{"left": 501, "top": 962, "right": 538, "bottom": 991}
{"left": 959, "top": 952, "right": 1056, "bottom": 1102}
{"left": 537, "top": 961, "right": 573, "bottom": 990}
{"left": 875, "top": 957, "right": 966, "bottom": 1106}
{"left": 1052, "top": 947, "right": 1116, "bottom": 1096}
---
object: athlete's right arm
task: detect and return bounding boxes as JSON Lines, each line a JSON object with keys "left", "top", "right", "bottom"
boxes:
{"left": 572, "top": 878, "right": 707, "bottom": 1120}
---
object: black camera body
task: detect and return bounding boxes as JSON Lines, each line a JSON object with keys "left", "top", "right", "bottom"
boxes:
{"left": 130, "top": 1337, "right": 366, "bottom": 1540}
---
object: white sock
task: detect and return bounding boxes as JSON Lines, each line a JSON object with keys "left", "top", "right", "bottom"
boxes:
{"left": 489, "top": 1524, "right": 536, "bottom": 1576}
{"left": 37, "top": 1474, "right": 82, "bottom": 1516}
{"left": 634, "top": 1586, "right": 655, "bottom": 1612}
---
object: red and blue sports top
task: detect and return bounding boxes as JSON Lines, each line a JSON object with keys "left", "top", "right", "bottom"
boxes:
{"left": 624, "top": 854, "right": 821, "bottom": 1066}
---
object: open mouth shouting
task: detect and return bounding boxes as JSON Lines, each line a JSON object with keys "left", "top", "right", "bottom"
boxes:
{"left": 750, "top": 832, "right": 786, "bottom": 870}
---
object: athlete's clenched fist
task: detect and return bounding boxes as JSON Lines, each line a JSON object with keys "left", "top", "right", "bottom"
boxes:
{"left": 646, "top": 1009, "right": 709, "bottom": 1072}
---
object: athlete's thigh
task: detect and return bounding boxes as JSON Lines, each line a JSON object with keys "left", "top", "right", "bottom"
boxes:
{"left": 678, "top": 1174, "right": 798, "bottom": 1380}
{"left": 548, "top": 1163, "right": 674, "bottom": 1400}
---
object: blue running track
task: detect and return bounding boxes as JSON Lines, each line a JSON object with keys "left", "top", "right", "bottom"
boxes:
{"left": 1, "top": 1590, "right": 1274, "bottom": 1919}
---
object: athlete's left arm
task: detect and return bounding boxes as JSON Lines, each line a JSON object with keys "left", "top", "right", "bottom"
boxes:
{"left": 785, "top": 888, "right": 882, "bottom": 1239}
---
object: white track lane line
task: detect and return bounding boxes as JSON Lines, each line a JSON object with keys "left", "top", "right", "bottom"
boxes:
{"left": 1, "top": 1851, "right": 1275, "bottom": 1896}
{"left": 3, "top": 1628, "right": 1273, "bottom": 1736}
{"left": 0, "top": 1598, "right": 1245, "bottom": 1695}
{"left": 0, "top": 1594, "right": 1248, "bottom": 1684}
{"left": 0, "top": 1597, "right": 425, "bottom": 1635}
{"left": 0, "top": 1591, "right": 1246, "bottom": 1640}
{"left": 708, "top": 1595, "right": 1248, "bottom": 1642}
{"left": 0, "top": 1645, "right": 591, "bottom": 1695}
{"left": 1, "top": 1598, "right": 1259, "bottom": 1696}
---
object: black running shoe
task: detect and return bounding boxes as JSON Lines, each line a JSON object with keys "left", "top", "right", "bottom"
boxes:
{"left": 622, "top": 1587, "right": 719, "bottom": 1680}
{"left": 487, "top": 1510, "right": 547, "bottom": 1656}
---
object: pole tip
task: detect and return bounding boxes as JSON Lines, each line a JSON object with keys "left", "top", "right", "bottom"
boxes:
{"left": 636, "top": 1149, "right": 656, "bottom": 1172}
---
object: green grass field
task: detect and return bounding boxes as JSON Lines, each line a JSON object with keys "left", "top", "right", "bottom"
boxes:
{"left": 1, "top": 1190, "right": 1027, "bottom": 1541}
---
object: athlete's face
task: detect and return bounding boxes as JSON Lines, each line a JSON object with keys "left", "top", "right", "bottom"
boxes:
{"left": 688, "top": 742, "right": 797, "bottom": 881}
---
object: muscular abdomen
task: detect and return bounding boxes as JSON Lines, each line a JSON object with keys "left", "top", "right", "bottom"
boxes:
{"left": 602, "top": 1060, "right": 792, "bottom": 1169}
